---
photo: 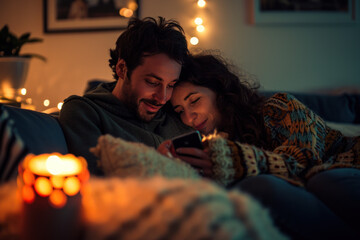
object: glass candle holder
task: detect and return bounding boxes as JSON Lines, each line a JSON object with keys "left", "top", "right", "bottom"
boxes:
{"left": 17, "top": 153, "right": 89, "bottom": 240}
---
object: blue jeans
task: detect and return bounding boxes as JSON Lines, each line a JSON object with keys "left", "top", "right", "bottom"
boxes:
{"left": 306, "top": 168, "right": 360, "bottom": 235}
{"left": 229, "top": 170, "right": 359, "bottom": 240}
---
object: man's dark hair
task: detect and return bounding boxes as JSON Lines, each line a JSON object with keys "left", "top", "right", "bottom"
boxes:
{"left": 109, "top": 16, "right": 189, "bottom": 80}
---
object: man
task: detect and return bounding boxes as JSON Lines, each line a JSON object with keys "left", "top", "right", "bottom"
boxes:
{"left": 59, "top": 17, "right": 192, "bottom": 174}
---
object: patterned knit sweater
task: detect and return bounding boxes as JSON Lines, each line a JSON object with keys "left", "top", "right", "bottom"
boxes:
{"left": 207, "top": 93, "right": 360, "bottom": 186}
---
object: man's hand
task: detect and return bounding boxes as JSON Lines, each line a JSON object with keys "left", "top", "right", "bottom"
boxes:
{"left": 157, "top": 140, "right": 176, "bottom": 158}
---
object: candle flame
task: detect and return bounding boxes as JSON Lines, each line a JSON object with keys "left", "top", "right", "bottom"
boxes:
{"left": 27, "top": 154, "right": 83, "bottom": 176}
{"left": 19, "top": 153, "right": 89, "bottom": 208}
{"left": 46, "top": 155, "right": 62, "bottom": 175}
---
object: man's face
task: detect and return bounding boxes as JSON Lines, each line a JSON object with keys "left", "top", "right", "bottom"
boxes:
{"left": 113, "top": 53, "right": 182, "bottom": 122}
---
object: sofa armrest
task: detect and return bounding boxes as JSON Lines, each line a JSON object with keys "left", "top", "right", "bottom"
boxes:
{"left": 1, "top": 104, "right": 68, "bottom": 155}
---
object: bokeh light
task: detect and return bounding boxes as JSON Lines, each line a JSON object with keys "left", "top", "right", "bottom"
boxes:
{"left": 43, "top": 99, "right": 50, "bottom": 107}
{"left": 198, "top": 0, "right": 206, "bottom": 8}
{"left": 196, "top": 25, "right": 205, "bottom": 32}
{"left": 194, "top": 17, "right": 203, "bottom": 25}
{"left": 190, "top": 37, "right": 199, "bottom": 45}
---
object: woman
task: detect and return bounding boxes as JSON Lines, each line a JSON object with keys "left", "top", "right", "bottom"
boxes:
{"left": 158, "top": 53, "right": 360, "bottom": 239}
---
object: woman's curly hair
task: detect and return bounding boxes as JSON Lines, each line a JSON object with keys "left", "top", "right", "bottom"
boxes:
{"left": 178, "top": 52, "right": 269, "bottom": 149}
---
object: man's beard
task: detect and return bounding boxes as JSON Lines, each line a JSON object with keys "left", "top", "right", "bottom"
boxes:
{"left": 121, "top": 78, "right": 162, "bottom": 122}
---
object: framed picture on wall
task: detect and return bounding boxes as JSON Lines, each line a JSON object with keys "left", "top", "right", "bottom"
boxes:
{"left": 251, "top": 0, "right": 359, "bottom": 24}
{"left": 43, "top": 0, "right": 140, "bottom": 33}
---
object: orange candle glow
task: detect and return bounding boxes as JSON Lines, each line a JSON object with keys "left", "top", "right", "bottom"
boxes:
{"left": 18, "top": 153, "right": 89, "bottom": 240}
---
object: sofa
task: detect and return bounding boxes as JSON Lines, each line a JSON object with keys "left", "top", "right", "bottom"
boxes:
{"left": 1, "top": 90, "right": 360, "bottom": 239}
{"left": 1, "top": 90, "right": 360, "bottom": 182}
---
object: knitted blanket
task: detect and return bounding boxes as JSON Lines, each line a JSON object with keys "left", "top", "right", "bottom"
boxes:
{"left": 0, "top": 177, "right": 288, "bottom": 240}
{"left": 90, "top": 134, "right": 200, "bottom": 179}
{"left": 90, "top": 134, "right": 238, "bottom": 186}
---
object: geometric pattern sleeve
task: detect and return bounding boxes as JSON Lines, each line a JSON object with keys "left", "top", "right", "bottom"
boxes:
{"left": 206, "top": 93, "right": 329, "bottom": 186}
{"left": 207, "top": 136, "right": 307, "bottom": 186}
{"left": 262, "top": 93, "right": 328, "bottom": 176}
{"left": 265, "top": 93, "right": 360, "bottom": 178}
{"left": 207, "top": 93, "right": 360, "bottom": 187}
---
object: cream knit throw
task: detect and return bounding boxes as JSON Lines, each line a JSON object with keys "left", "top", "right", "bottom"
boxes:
{"left": 203, "top": 132, "right": 236, "bottom": 186}
{"left": 90, "top": 134, "right": 200, "bottom": 179}
{"left": 91, "top": 134, "right": 237, "bottom": 186}
{"left": 0, "top": 177, "right": 288, "bottom": 240}
{"left": 83, "top": 177, "right": 288, "bottom": 240}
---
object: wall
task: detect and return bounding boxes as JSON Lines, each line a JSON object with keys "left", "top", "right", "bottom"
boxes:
{"left": 0, "top": 0, "right": 359, "bottom": 111}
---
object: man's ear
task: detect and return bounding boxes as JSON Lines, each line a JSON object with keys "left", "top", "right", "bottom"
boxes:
{"left": 115, "top": 59, "right": 127, "bottom": 80}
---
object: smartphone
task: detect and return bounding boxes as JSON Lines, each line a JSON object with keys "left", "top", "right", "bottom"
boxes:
{"left": 172, "top": 131, "right": 203, "bottom": 150}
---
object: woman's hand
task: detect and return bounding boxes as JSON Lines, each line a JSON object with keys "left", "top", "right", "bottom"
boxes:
{"left": 157, "top": 140, "right": 213, "bottom": 178}
{"left": 175, "top": 147, "right": 213, "bottom": 178}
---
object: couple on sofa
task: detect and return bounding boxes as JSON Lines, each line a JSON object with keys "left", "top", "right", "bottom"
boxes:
{"left": 59, "top": 17, "right": 360, "bottom": 239}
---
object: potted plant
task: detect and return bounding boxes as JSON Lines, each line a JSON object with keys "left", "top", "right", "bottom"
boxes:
{"left": 0, "top": 25, "right": 46, "bottom": 101}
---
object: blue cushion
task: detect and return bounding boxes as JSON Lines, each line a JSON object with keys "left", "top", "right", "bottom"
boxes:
{"left": 1, "top": 104, "right": 68, "bottom": 155}
{"left": 0, "top": 106, "right": 28, "bottom": 182}
{"left": 261, "top": 91, "right": 360, "bottom": 124}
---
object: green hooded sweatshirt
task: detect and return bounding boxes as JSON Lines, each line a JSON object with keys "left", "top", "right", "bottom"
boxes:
{"left": 59, "top": 81, "right": 192, "bottom": 175}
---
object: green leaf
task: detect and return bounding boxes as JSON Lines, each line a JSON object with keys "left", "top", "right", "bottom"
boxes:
{"left": 21, "top": 53, "right": 47, "bottom": 62}
{"left": 19, "top": 33, "right": 30, "bottom": 41}
{"left": 26, "top": 38, "right": 43, "bottom": 43}
{"left": 0, "top": 25, "right": 9, "bottom": 36}
{"left": 0, "top": 25, "right": 45, "bottom": 59}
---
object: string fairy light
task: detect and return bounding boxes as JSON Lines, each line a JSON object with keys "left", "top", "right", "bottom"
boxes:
{"left": 194, "top": 17, "right": 203, "bottom": 25}
{"left": 197, "top": 0, "right": 206, "bottom": 8}
{"left": 20, "top": 88, "right": 27, "bottom": 95}
{"left": 190, "top": 37, "right": 199, "bottom": 45}
{"left": 190, "top": 1, "right": 207, "bottom": 46}
{"left": 43, "top": 99, "right": 50, "bottom": 107}
{"left": 57, "top": 102, "right": 63, "bottom": 110}
{"left": 196, "top": 25, "right": 205, "bottom": 32}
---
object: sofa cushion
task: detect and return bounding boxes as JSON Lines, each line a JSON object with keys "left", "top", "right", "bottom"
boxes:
{"left": 0, "top": 106, "right": 28, "bottom": 182}
{"left": 1, "top": 104, "right": 68, "bottom": 155}
{"left": 261, "top": 91, "right": 360, "bottom": 124}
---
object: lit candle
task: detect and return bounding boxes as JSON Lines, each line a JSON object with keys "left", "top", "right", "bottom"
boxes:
{"left": 18, "top": 153, "right": 89, "bottom": 240}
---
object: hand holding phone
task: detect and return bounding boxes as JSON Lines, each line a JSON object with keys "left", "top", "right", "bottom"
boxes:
{"left": 171, "top": 131, "right": 212, "bottom": 175}
{"left": 171, "top": 131, "right": 203, "bottom": 150}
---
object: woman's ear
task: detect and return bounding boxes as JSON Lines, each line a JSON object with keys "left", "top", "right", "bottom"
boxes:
{"left": 115, "top": 59, "right": 127, "bottom": 80}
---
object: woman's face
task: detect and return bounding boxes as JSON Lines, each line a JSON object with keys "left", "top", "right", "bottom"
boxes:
{"left": 171, "top": 82, "right": 220, "bottom": 135}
